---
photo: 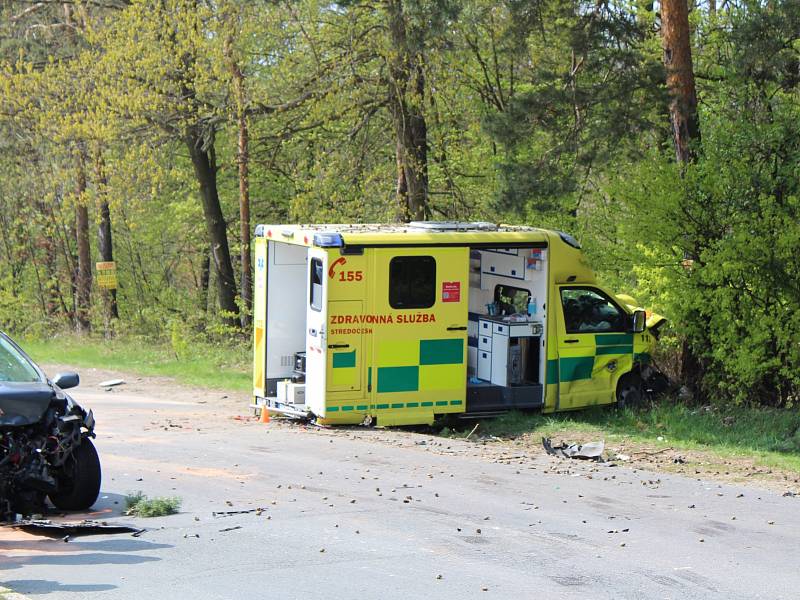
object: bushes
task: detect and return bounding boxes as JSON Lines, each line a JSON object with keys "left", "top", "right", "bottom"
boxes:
{"left": 616, "top": 109, "right": 800, "bottom": 407}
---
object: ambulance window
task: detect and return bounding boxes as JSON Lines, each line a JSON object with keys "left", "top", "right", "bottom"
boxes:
{"left": 494, "top": 285, "right": 530, "bottom": 315}
{"left": 389, "top": 256, "right": 436, "bottom": 309}
{"left": 310, "top": 258, "right": 323, "bottom": 311}
{"left": 560, "top": 287, "right": 625, "bottom": 334}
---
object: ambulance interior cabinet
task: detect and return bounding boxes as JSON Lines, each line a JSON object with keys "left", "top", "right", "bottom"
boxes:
{"left": 478, "top": 318, "right": 541, "bottom": 387}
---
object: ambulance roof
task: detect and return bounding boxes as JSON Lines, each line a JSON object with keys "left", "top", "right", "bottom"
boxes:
{"left": 255, "top": 222, "right": 579, "bottom": 249}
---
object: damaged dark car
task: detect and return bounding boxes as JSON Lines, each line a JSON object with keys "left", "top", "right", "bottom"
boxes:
{"left": 0, "top": 332, "right": 100, "bottom": 521}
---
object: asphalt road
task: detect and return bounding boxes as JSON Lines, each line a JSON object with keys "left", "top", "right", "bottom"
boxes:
{"left": 1, "top": 368, "right": 798, "bottom": 599}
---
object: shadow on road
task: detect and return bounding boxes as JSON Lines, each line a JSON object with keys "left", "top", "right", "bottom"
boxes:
{"left": 63, "top": 538, "right": 172, "bottom": 553}
{"left": 0, "top": 551, "right": 161, "bottom": 570}
{"left": 0, "top": 580, "right": 118, "bottom": 595}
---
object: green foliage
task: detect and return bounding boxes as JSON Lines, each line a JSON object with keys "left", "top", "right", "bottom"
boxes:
{"left": 614, "top": 22, "right": 800, "bottom": 406}
{"left": 484, "top": 0, "right": 666, "bottom": 222}
{"left": 125, "top": 491, "right": 182, "bottom": 517}
{"left": 0, "top": 275, "right": 34, "bottom": 333}
{"left": 0, "top": 0, "right": 798, "bottom": 411}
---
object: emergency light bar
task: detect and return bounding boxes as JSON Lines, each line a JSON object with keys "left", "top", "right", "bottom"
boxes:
{"left": 313, "top": 232, "right": 344, "bottom": 247}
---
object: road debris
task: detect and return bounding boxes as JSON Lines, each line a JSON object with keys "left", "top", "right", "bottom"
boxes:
{"left": 465, "top": 423, "right": 480, "bottom": 440}
{"left": 212, "top": 508, "right": 266, "bottom": 517}
{"left": 7, "top": 519, "right": 144, "bottom": 538}
{"left": 542, "top": 438, "right": 605, "bottom": 460}
{"left": 98, "top": 379, "right": 125, "bottom": 388}
{"left": 632, "top": 447, "right": 674, "bottom": 456}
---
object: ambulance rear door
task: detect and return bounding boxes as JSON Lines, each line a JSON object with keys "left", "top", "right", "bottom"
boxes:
{"left": 305, "top": 248, "right": 328, "bottom": 415}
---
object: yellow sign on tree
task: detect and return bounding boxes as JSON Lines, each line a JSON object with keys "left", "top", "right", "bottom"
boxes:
{"left": 96, "top": 262, "right": 118, "bottom": 290}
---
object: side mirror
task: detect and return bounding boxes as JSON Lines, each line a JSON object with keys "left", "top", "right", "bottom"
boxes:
{"left": 631, "top": 310, "right": 646, "bottom": 334}
{"left": 53, "top": 372, "right": 80, "bottom": 390}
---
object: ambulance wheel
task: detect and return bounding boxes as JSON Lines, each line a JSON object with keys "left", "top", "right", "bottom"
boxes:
{"left": 616, "top": 374, "right": 643, "bottom": 410}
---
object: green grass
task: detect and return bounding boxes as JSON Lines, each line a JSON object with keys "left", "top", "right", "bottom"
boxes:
{"left": 446, "top": 402, "right": 800, "bottom": 473}
{"left": 125, "top": 491, "right": 182, "bottom": 517}
{"left": 21, "top": 334, "right": 251, "bottom": 392}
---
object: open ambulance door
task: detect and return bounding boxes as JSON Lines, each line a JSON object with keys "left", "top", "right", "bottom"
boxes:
{"left": 305, "top": 248, "right": 328, "bottom": 416}
{"left": 555, "top": 285, "right": 634, "bottom": 409}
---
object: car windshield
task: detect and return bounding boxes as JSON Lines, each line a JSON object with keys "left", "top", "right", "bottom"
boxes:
{"left": 0, "top": 336, "right": 42, "bottom": 383}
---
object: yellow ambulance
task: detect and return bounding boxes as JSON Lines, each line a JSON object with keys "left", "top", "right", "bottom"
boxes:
{"left": 252, "top": 222, "right": 665, "bottom": 426}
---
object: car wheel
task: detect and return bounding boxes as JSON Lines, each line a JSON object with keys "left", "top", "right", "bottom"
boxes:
{"left": 616, "top": 374, "right": 643, "bottom": 410}
{"left": 49, "top": 438, "right": 102, "bottom": 511}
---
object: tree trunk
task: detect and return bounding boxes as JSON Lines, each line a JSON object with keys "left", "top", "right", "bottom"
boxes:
{"left": 386, "top": 0, "right": 429, "bottom": 222}
{"left": 94, "top": 152, "right": 119, "bottom": 322}
{"left": 661, "top": 0, "right": 700, "bottom": 164}
{"left": 185, "top": 126, "right": 240, "bottom": 326}
{"left": 49, "top": 192, "right": 74, "bottom": 322}
{"left": 237, "top": 112, "right": 252, "bottom": 328}
{"left": 661, "top": 0, "right": 704, "bottom": 387}
{"left": 36, "top": 196, "right": 61, "bottom": 317}
{"left": 75, "top": 148, "right": 92, "bottom": 333}
{"left": 226, "top": 40, "right": 252, "bottom": 328}
{"left": 199, "top": 251, "right": 210, "bottom": 312}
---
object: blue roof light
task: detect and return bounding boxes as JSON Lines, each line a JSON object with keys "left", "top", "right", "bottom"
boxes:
{"left": 313, "top": 233, "right": 344, "bottom": 248}
{"left": 557, "top": 231, "right": 582, "bottom": 249}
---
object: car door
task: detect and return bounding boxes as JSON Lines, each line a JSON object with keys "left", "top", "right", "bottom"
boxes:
{"left": 556, "top": 286, "right": 633, "bottom": 409}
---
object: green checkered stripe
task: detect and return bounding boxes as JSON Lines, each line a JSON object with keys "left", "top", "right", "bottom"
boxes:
{"left": 327, "top": 399, "right": 463, "bottom": 413}
{"left": 547, "top": 333, "right": 634, "bottom": 384}
{"left": 376, "top": 338, "right": 464, "bottom": 394}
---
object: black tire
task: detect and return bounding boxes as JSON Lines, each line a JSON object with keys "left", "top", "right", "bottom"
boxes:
{"left": 616, "top": 374, "right": 643, "bottom": 410}
{"left": 49, "top": 438, "right": 102, "bottom": 511}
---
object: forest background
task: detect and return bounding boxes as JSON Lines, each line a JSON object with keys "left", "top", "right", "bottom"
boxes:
{"left": 0, "top": 0, "right": 798, "bottom": 410}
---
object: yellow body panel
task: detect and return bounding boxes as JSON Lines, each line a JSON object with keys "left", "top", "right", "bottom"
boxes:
{"left": 252, "top": 238, "right": 268, "bottom": 397}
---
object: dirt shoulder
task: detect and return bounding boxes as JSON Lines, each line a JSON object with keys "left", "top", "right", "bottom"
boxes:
{"left": 463, "top": 428, "right": 800, "bottom": 496}
{"left": 42, "top": 363, "right": 244, "bottom": 412}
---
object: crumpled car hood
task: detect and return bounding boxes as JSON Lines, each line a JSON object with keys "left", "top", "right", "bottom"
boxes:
{"left": 0, "top": 382, "right": 54, "bottom": 426}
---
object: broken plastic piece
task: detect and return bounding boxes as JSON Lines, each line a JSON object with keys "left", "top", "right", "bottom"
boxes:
{"left": 7, "top": 518, "right": 144, "bottom": 537}
{"left": 542, "top": 438, "right": 605, "bottom": 460}
{"left": 98, "top": 379, "right": 125, "bottom": 387}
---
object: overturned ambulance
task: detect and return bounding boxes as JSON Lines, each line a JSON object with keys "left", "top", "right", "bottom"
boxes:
{"left": 252, "top": 222, "right": 665, "bottom": 426}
